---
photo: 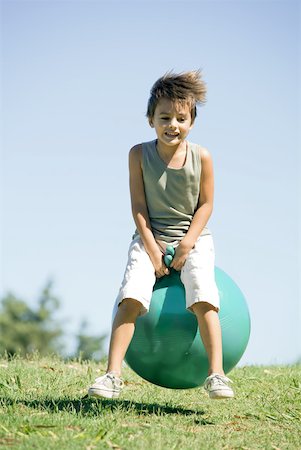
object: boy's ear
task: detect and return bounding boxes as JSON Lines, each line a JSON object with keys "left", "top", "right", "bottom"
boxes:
{"left": 148, "top": 118, "right": 154, "bottom": 128}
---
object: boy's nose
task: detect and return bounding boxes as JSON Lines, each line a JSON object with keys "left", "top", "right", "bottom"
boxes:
{"left": 169, "top": 118, "right": 177, "bottom": 128}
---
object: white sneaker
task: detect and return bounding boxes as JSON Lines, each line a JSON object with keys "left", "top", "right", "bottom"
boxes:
{"left": 88, "top": 372, "right": 124, "bottom": 399}
{"left": 204, "top": 373, "right": 234, "bottom": 399}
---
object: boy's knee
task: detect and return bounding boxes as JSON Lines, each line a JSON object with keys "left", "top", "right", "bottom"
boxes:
{"left": 191, "top": 301, "right": 218, "bottom": 315}
{"left": 118, "top": 298, "right": 142, "bottom": 317}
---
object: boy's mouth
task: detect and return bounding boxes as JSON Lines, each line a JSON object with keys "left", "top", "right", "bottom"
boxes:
{"left": 165, "top": 132, "right": 179, "bottom": 138}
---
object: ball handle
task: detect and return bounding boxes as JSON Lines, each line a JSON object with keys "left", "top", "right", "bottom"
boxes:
{"left": 164, "top": 245, "right": 175, "bottom": 268}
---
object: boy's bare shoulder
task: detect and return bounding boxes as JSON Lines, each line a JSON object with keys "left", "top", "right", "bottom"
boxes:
{"left": 129, "top": 144, "right": 143, "bottom": 168}
{"left": 198, "top": 145, "right": 213, "bottom": 162}
{"left": 129, "top": 143, "right": 143, "bottom": 158}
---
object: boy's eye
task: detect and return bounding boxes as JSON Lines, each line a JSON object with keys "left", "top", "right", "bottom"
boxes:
{"left": 160, "top": 117, "right": 186, "bottom": 122}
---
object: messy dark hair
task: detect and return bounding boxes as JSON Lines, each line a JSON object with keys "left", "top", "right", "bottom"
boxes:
{"left": 147, "top": 70, "right": 207, "bottom": 123}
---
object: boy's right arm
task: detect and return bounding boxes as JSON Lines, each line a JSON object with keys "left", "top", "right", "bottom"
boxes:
{"left": 129, "top": 145, "right": 169, "bottom": 278}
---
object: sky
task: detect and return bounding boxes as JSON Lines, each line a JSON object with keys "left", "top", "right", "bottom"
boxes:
{"left": 1, "top": 0, "right": 300, "bottom": 365}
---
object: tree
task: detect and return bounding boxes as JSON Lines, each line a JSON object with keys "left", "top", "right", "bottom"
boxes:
{"left": 74, "top": 319, "right": 107, "bottom": 361}
{"left": 0, "top": 281, "right": 108, "bottom": 360}
{"left": 0, "top": 281, "right": 64, "bottom": 356}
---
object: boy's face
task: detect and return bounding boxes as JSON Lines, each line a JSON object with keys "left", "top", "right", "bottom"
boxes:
{"left": 149, "top": 98, "right": 194, "bottom": 148}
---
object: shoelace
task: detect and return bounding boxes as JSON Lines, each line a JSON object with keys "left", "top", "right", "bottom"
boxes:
{"left": 95, "top": 373, "right": 124, "bottom": 389}
{"left": 205, "top": 374, "right": 233, "bottom": 387}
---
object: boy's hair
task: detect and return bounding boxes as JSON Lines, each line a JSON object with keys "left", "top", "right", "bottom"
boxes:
{"left": 147, "top": 70, "right": 207, "bottom": 123}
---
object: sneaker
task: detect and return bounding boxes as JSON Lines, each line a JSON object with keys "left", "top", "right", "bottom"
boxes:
{"left": 88, "top": 372, "right": 124, "bottom": 399}
{"left": 204, "top": 373, "right": 234, "bottom": 399}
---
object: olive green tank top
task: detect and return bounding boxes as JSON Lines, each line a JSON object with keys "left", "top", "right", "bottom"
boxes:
{"left": 134, "top": 139, "right": 211, "bottom": 244}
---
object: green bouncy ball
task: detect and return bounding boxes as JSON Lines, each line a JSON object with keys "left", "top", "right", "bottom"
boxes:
{"left": 125, "top": 266, "right": 250, "bottom": 389}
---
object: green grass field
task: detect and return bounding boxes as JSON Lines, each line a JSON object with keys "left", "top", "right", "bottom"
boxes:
{"left": 0, "top": 354, "right": 300, "bottom": 449}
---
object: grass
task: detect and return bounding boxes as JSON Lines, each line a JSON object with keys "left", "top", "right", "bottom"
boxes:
{"left": 0, "top": 354, "right": 300, "bottom": 449}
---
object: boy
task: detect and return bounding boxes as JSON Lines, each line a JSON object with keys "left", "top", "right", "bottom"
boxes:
{"left": 88, "top": 71, "right": 234, "bottom": 400}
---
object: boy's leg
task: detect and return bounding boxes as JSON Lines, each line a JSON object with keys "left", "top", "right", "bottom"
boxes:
{"left": 107, "top": 236, "right": 156, "bottom": 375}
{"left": 181, "top": 235, "right": 234, "bottom": 398}
{"left": 191, "top": 301, "right": 224, "bottom": 375}
{"left": 192, "top": 301, "right": 234, "bottom": 399}
{"left": 88, "top": 237, "right": 156, "bottom": 399}
{"left": 88, "top": 298, "right": 143, "bottom": 399}
{"left": 181, "top": 235, "right": 222, "bottom": 374}
{"left": 88, "top": 298, "right": 142, "bottom": 399}
{"left": 107, "top": 298, "right": 142, "bottom": 375}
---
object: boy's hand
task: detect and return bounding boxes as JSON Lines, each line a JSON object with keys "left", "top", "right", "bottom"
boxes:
{"left": 170, "top": 242, "right": 192, "bottom": 271}
{"left": 150, "top": 250, "right": 169, "bottom": 278}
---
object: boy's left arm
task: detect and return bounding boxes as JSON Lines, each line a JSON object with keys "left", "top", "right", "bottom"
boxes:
{"left": 170, "top": 147, "right": 214, "bottom": 271}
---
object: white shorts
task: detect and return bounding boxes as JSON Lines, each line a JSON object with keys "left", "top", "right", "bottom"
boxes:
{"left": 114, "top": 234, "right": 220, "bottom": 316}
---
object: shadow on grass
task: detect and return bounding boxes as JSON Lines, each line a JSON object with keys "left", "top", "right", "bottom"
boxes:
{"left": 0, "top": 396, "right": 213, "bottom": 423}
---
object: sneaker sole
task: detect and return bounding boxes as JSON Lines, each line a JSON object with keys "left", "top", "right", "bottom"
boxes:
{"left": 88, "top": 388, "right": 120, "bottom": 399}
{"left": 209, "top": 391, "right": 235, "bottom": 399}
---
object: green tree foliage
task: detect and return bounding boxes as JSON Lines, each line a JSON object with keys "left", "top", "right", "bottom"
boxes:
{"left": 74, "top": 319, "right": 107, "bottom": 362}
{"left": 0, "top": 281, "right": 108, "bottom": 360}
{"left": 0, "top": 281, "right": 64, "bottom": 357}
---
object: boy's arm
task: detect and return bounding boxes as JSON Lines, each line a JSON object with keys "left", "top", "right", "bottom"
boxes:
{"left": 170, "top": 147, "right": 214, "bottom": 271}
{"left": 129, "top": 145, "right": 169, "bottom": 278}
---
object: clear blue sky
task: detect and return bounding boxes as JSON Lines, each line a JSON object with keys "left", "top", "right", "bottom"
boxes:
{"left": 1, "top": 0, "right": 300, "bottom": 365}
